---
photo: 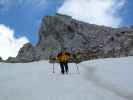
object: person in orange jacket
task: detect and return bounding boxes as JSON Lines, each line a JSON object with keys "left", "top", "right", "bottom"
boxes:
{"left": 57, "top": 49, "right": 71, "bottom": 74}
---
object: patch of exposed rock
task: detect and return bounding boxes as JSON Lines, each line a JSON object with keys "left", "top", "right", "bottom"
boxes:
{"left": 6, "top": 43, "right": 40, "bottom": 63}
{"left": 0, "top": 57, "right": 3, "bottom": 62}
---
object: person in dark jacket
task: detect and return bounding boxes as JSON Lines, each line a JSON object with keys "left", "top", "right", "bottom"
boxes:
{"left": 57, "top": 49, "right": 71, "bottom": 74}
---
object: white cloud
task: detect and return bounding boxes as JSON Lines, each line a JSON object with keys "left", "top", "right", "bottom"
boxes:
{"left": 58, "top": 0, "right": 126, "bottom": 27}
{"left": 0, "top": 24, "right": 29, "bottom": 60}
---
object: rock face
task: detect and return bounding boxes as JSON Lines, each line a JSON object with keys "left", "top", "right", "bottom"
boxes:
{"left": 0, "top": 57, "right": 3, "bottom": 62}
{"left": 6, "top": 43, "right": 40, "bottom": 63}
{"left": 12, "top": 13, "right": 133, "bottom": 62}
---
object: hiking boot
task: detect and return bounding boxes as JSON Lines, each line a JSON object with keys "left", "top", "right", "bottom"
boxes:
{"left": 66, "top": 71, "right": 69, "bottom": 75}
{"left": 61, "top": 71, "right": 65, "bottom": 75}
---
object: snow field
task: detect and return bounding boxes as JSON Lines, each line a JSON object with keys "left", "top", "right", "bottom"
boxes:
{"left": 0, "top": 57, "right": 133, "bottom": 100}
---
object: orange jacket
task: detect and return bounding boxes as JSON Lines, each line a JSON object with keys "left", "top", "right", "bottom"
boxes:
{"left": 57, "top": 52, "right": 71, "bottom": 62}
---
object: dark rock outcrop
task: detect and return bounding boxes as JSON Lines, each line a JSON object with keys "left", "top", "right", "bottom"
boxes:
{"left": 0, "top": 57, "right": 3, "bottom": 62}
{"left": 6, "top": 43, "right": 40, "bottom": 63}
{"left": 16, "top": 43, "right": 40, "bottom": 61}
{"left": 9, "top": 13, "right": 133, "bottom": 63}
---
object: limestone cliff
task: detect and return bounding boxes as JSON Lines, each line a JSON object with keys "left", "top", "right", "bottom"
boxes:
{"left": 8, "top": 13, "right": 133, "bottom": 62}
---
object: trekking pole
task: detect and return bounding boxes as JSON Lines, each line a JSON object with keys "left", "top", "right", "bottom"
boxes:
{"left": 75, "top": 63, "right": 80, "bottom": 74}
{"left": 53, "top": 63, "right": 55, "bottom": 73}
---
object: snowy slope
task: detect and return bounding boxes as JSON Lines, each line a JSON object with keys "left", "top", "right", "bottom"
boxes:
{"left": 0, "top": 57, "right": 133, "bottom": 100}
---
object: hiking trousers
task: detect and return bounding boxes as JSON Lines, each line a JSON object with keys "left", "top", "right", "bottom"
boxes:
{"left": 59, "top": 61, "right": 69, "bottom": 74}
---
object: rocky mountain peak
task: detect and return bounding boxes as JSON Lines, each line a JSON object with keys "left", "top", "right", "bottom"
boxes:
{"left": 7, "top": 14, "right": 133, "bottom": 63}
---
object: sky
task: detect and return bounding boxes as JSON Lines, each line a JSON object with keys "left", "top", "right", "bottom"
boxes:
{"left": 0, "top": 0, "right": 133, "bottom": 59}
